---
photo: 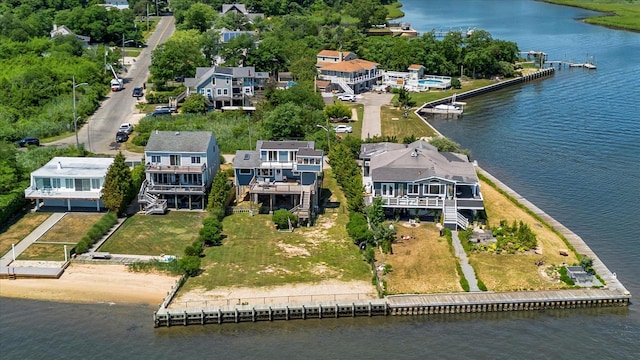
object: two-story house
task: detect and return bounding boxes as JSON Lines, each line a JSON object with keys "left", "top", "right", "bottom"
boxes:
{"left": 184, "top": 66, "right": 269, "bottom": 110}
{"left": 139, "top": 131, "right": 220, "bottom": 213}
{"left": 24, "top": 157, "right": 114, "bottom": 211}
{"left": 233, "top": 141, "right": 324, "bottom": 225}
{"left": 361, "top": 140, "right": 484, "bottom": 230}
{"left": 50, "top": 24, "right": 90, "bottom": 46}
{"left": 220, "top": 3, "right": 264, "bottom": 22}
{"left": 316, "top": 50, "right": 382, "bottom": 95}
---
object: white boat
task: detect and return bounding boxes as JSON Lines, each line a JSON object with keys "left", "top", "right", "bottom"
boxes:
{"left": 434, "top": 104, "right": 460, "bottom": 111}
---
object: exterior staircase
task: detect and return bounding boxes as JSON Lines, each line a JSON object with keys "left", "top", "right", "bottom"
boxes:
{"left": 333, "top": 78, "right": 354, "bottom": 95}
{"left": 290, "top": 191, "right": 311, "bottom": 221}
{"left": 444, "top": 198, "right": 469, "bottom": 230}
{"left": 138, "top": 180, "right": 168, "bottom": 215}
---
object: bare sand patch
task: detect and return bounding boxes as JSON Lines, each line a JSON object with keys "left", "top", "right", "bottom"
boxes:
{"left": 171, "top": 279, "right": 378, "bottom": 308}
{"left": 0, "top": 263, "right": 180, "bottom": 306}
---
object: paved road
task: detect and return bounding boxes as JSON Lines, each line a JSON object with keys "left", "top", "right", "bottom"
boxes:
{"left": 50, "top": 16, "right": 176, "bottom": 155}
{"left": 357, "top": 92, "right": 394, "bottom": 140}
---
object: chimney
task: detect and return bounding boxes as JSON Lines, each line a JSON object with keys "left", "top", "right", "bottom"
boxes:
{"left": 53, "top": 24, "right": 57, "bottom": 31}
{"left": 57, "top": 161, "right": 62, "bottom": 170}
{"left": 339, "top": 51, "right": 343, "bottom": 62}
{"left": 155, "top": 129, "right": 158, "bottom": 134}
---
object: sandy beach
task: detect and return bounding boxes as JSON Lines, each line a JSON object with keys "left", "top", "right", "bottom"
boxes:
{"left": 0, "top": 263, "right": 181, "bottom": 306}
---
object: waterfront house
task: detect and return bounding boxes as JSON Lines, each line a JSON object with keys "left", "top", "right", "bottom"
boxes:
{"left": 24, "top": 157, "right": 114, "bottom": 211}
{"left": 184, "top": 66, "right": 269, "bottom": 110}
{"left": 139, "top": 131, "right": 220, "bottom": 213}
{"left": 361, "top": 140, "right": 484, "bottom": 229}
{"left": 316, "top": 50, "right": 382, "bottom": 94}
{"left": 233, "top": 141, "right": 324, "bottom": 224}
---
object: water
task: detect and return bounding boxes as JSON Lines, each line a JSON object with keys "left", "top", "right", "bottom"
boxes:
{"left": 2, "top": 1, "right": 640, "bottom": 358}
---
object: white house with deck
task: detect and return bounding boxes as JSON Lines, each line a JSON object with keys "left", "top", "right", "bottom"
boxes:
{"left": 24, "top": 157, "right": 114, "bottom": 211}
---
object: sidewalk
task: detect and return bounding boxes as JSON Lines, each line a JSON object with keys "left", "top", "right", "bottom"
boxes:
{"left": 451, "top": 230, "right": 480, "bottom": 292}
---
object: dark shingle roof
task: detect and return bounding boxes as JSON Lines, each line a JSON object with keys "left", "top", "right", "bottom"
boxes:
{"left": 257, "top": 140, "right": 314, "bottom": 150}
{"left": 145, "top": 131, "right": 215, "bottom": 153}
{"left": 233, "top": 150, "right": 260, "bottom": 168}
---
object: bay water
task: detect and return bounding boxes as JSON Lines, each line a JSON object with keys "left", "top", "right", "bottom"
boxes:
{"left": 1, "top": 1, "right": 639, "bottom": 358}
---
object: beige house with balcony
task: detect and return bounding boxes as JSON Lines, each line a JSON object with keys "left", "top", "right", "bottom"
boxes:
{"left": 316, "top": 50, "right": 382, "bottom": 94}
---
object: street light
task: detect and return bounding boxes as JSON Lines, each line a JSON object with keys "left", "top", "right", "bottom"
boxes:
{"left": 73, "top": 76, "right": 88, "bottom": 149}
{"left": 316, "top": 124, "right": 331, "bottom": 154}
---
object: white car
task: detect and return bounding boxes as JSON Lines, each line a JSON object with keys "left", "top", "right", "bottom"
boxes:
{"left": 118, "top": 123, "right": 133, "bottom": 134}
{"left": 337, "top": 94, "right": 356, "bottom": 102}
{"left": 334, "top": 125, "right": 353, "bottom": 133}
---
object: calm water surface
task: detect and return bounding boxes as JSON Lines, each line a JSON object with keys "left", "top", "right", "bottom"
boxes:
{"left": 1, "top": 1, "right": 639, "bottom": 358}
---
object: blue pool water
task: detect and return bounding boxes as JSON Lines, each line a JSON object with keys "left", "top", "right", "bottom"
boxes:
{"left": 419, "top": 79, "right": 443, "bottom": 85}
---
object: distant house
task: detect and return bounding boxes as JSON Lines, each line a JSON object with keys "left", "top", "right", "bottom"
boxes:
{"left": 102, "top": 0, "right": 129, "bottom": 10}
{"left": 316, "top": 50, "right": 382, "bottom": 94}
{"left": 184, "top": 66, "right": 269, "bottom": 110}
{"left": 407, "top": 64, "right": 425, "bottom": 80}
{"left": 24, "top": 157, "right": 114, "bottom": 211}
{"left": 233, "top": 141, "right": 324, "bottom": 224}
{"left": 139, "top": 131, "right": 220, "bottom": 212}
{"left": 360, "top": 140, "right": 484, "bottom": 229}
{"left": 50, "top": 24, "right": 90, "bottom": 46}
{"left": 220, "top": 3, "right": 264, "bottom": 22}
{"left": 219, "top": 28, "right": 258, "bottom": 43}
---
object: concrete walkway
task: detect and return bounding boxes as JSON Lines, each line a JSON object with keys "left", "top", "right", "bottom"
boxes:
{"left": 451, "top": 230, "right": 480, "bottom": 292}
{"left": 359, "top": 92, "right": 394, "bottom": 140}
{"left": 0, "top": 212, "right": 66, "bottom": 267}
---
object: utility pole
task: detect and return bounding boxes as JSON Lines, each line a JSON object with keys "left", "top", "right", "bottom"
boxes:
{"left": 73, "top": 76, "right": 88, "bottom": 149}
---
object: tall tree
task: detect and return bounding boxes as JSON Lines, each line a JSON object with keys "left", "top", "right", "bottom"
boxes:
{"left": 102, "top": 152, "right": 133, "bottom": 214}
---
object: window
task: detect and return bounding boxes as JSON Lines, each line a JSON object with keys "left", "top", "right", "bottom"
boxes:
{"left": 52, "top": 178, "right": 61, "bottom": 189}
{"left": 212, "top": 77, "right": 216, "bottom": 85}
{"left": 191, "top": 156, "right": 201, "bottom": 164}
{"left": 268, "top": 151, "right": 277, "bottom": 161}
{"left": 151, "top": 155, "right": 161, "bottom": 163}
{"left": 381, "top": 183, "right": 394, "bottom": 197}
{"left": 427, "top": 183, "right": 441, "bottom": 194}
{"left": 239, "top": 169, "right": 251, "bottom": 174}
{"left": 35, "top": 177, "right": 51, "bottom": 190}
{"left": 216, "top": 89, "right": 222, "bottom": 96}
{"left": 290, "top": 151, "right": 296, "bottom": 162}
{"left": 258, "top": 169, "right": 273, "bottom": 176}
{"left": 91, "top": 179, "right": 102, "bottom": 189}
{"left": 261, "top": 151, "right": 267, "bottom": 161}
{"left": 407, "top": 183, "right": 420, "bottom": 195}
{"left": 75, "top": 179, "right": 90, "bottom": 191}
{"left": 223, "top": 88, "right": 228, "bottom": 95}
{"left": 65, "top": 179, "right": 74, "bottom": 189}
{"left": 170, "top": 155, "right": 181, "bottom": 166}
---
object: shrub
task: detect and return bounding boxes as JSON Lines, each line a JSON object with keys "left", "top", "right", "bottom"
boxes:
{"left": 477, "top": 279, "right": 488, "bottom": 291}
{"left": 272, "top": 209, "right": 297, "bottom": 229}
{"left": 559, "top": 266, "right": 575, "bottom": 286}
{"left": 199, "top": 216, "right": 223, "bottom": 246}
{"left": 74, "top": 240, "right": 89, "bottom": 254}
{"left": 178, "top": 256, "right": 201, "bottom": 277}
{"left": 75, "top": 212, "right": 118, "bottom": 254}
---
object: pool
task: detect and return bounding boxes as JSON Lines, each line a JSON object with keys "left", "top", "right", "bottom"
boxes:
{"left": 419, "top": 79, "right": 444, "bottom": 85}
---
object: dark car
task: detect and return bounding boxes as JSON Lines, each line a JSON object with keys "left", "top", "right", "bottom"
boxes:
{"left": 115, "top": 131, "right": 129, "bottom": 143}
{"left": 132, "top": 87, "right": 143, "bottom": 98}
{"left": 146, "top": 109, "right": 172, "bottom": 117}
{"left": 17, "top": 137, "right": 40, "bottom": 147}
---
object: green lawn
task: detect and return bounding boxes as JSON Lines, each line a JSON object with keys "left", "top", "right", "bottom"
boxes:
{"left": 381, "top": 106, "right": 439, "bottom": 140}
{"left": 100, "top": 211, "right": 207, "bottom": 256}
{"left": 182, "top": 169, "right": 372, "bottom": 291}
{"left": 385, "top": 2, "right": 405, "bottom": 19}
{"left": 18, "top": 243, "right": 67, "bottom": 261}
{"left": 38, "top": 213, "right": 104, "bottom": 243}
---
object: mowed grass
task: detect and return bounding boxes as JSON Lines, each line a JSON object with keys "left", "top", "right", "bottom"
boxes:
{"left": 100, "top": 211, "right": 207, "bottom": 256}
{"left": 38, "top": 213, "right": 104, "bottom": 243}
{"left": 380, "top": 222, "right": 462, "bottom": 294}
{"left": 18, "top": 243, "right": 67, "bottom": 261}
{"left": 0, "top": 212, "right": 53, "bottom": 257}
{"left": 470, "top": 178, "right": 579, "bottom": 291}
{"left": 543, "top": 0, "right": 640, "bottom": 31}
{"left": 182, "top": 169, "right": 371, "bottom": 291}
{"left": 381, "top": 106, "right": 439, "bottom": 140}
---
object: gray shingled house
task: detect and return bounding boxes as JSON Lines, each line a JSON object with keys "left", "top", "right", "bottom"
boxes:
{"left": 360, "top": 139, "right": 484, "bottom": 229}
{"left": 138, "top": 131, "right": 220, "bottom": 213}
{"left": 233, "top": 140, "right": 324, "bottom": 225}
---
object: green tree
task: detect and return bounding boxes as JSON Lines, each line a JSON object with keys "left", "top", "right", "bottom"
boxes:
{"left": 397, "top": 87, "right": 416, "bottom": 109}
{"left": 102, "top": 152, "right": 133, "bottom": 214}
{"left": 366, "top": 197, "right": 385, "bottom": 227}
{"left": 180, "top": 3, "right": 217, "bottom": 33}
{"left": 325, "top": 102, "right": 351, "bottom": 120}
{"left": 0, "top": 143, "right": 22, "bottom": 193}
{"left": 272, "top": 209, "right": 298, "bottom": 229}
{"left": 346, "top": 0, "right": 389, "bottom": 30}
{"left": 181, "top": 93, "right": 208, "bottom": 114}
{"left": 199, "top": 216, "right": 224, "bottom": 246}
{"left": 149, "top": 30, "right": 209, "bottom": 82}
{"left": 179, "top": 255, "right": 201, "bottom": 277}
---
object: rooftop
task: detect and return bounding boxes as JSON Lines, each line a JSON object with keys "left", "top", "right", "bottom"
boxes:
{"left": 32, "top": 157, "right": 114, "bottom": 178}
{"left": 319, "top": 59, "right": 380, "bottom": 72}
{"left": 145, "top": 131, "right": 215, "bottom": 153}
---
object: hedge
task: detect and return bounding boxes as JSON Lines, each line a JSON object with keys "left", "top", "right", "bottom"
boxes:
{"left": 74, "top": 212, "right": 118, "bottom": 254}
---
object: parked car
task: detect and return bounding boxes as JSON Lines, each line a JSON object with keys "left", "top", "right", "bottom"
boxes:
{"left": 155, "top": 105, "right": 171, "bottom": 112}
{"left": 115, "top": 131, "right": 129, "bottom": 143}
{"left": 118, "top": 123, "right": 133, "bottom": 134}
{"left": 173, "top": 75, "right": 185, "bottom": 82}
{"left": 132, "top": 87, "right": 143, "bottom": 98}
{"left": 17, "top": 137, "right": 40, "bottom": 147}
{"left": 146, "top": 109, "right": 172, "bottom": 117}
{"left": 334, "top": 125, "right": 353, "bottom": 133}
{"left": 337, "top": 94, "right": 356, "bottom": 102}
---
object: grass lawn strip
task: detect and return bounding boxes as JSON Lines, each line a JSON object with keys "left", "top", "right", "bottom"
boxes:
{"left": 37, "top": 213, "right": 104, "bottom": 244}
{"left": 18, "top": 243, "right": 67, "bottom": 261}
{"left": 380, "top": 222, "right": 462, "bottom": 294}
{"left": 470, "top": 178, "right": 579, "bottom": 291}
{"left": 381, "top": 106, "right": 439, "bottom": 140}
{"left": 181, "top": 169, "right": 371, "bottom": 292}
{"left": 0, "top": 213, "right": 53, "bottom": 257}
{"left": 100, "top": 211, "right": 207, "bottom": 256}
